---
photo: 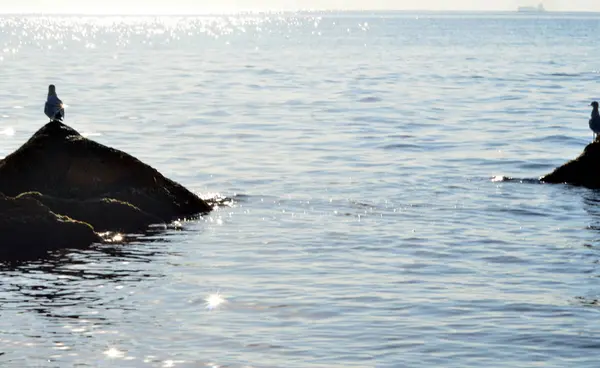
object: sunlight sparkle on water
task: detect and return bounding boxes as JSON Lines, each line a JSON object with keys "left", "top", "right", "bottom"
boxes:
{"left": 104, "top": 347, "right": 125, "bottom": 358}
{"left": 205, "top": 292, "right": 226, "bottom": 311}
{"left": 162, "top": 360, "right": 186, "bottom": 367}
{"left": 0, "top": 127, "right": 15, "bottom": 136}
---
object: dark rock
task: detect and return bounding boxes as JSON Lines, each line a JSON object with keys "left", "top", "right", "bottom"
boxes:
{"left": 0, "top": 121, "right": 212, "bottom": 221}
{"left": 16, "top": 192, "right": 163, "bottom": 233}
{"left": 0, "top": 193, "right": 101, "bottom": 259}
{"left": 541, "top": 141, "right": 600, "bottom": 188}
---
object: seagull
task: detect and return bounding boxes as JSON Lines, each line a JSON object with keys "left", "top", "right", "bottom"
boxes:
{"left": 590, "top": 101, "right": 600, "bottom": 142}
{"left": 44, "top": 84, "right": 65, "bottom": 122}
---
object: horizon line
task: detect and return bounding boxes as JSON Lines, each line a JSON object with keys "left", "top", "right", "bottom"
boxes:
{"left": 0, "top": 9, "right": 600, "bottom": 16}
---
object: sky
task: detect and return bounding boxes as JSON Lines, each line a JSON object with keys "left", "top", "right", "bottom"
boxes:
{"left": 1, "top": 0, "right": 600, "bottom": 14}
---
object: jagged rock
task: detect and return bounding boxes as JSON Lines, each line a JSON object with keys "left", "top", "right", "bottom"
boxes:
{"left": 541, "top": 141, "right": 600, "bottom": 188}
{"left": 0, "top": 121, "right": 212, "bottom": 221}
{"left": 0, "top": 193, "right": 101, "bottom": 259}
{"left": 16, "top": 192, "right": 162, "bottom": 233}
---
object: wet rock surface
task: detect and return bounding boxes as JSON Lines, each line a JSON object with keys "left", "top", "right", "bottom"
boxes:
{"left": 541, "top": 141, "right": 600, "bottom": 188}
{"left": 0, "top": 121, "right": 213, "bottom": 257}
{"left": 0, "top": 193, "right": 101, "bottom": 259}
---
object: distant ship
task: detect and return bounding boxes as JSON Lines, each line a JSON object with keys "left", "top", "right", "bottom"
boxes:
{"left": 517, "top": 3, "right": 546, "bottom": 12}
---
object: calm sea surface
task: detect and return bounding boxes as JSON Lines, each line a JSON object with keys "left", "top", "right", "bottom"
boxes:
{"left": 1, "top": 11, "right": 600, "bottom": 367}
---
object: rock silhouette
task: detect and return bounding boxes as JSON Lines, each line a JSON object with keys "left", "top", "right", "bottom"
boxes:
{"left": 541, "top": 141, "right": 600, "bottom": 188}
{"left": 0, "top": 121, "right": 213, "bottom": 256}
{"left": 17, "top": 192, "right": 162, "bottom": 233}
{"left": 0, "top": 193, "right": 101, "bottom": 259}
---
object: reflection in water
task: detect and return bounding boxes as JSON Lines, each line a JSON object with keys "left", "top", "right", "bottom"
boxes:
{"left": 0, "top": 242, "right": 168, "bottom": 320}
{"left": 583, "top": 190, "right": 600, "bottom": 234}
{"left": 0, "top": 193, "right": 237, "bottom": 320}
{"left": 0, "top": 228, "right": 183, "bottom": 366}
{"left": 0, "top": 206, "right": 225, "bottom": 314}
{"left": 0, "top": 195, "right": 239, "bottom": 367}
{"left": 575, "top": 190, "right": 600, "bottom": 307}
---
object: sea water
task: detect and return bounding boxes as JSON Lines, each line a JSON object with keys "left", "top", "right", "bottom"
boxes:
{"left": 1, "top": 11, "right": 600, "bottom": 367}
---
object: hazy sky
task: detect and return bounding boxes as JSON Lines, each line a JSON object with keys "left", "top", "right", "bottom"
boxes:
{"left": 2, "top": 0, "right": 600, "bottom": 14}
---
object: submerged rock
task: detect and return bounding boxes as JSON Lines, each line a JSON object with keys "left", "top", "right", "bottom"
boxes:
{"left": 0, "top": 121, "right": 212, "bottom": 221}
{"left": 541, "top": 141, "right": 600, "bottom": 188}
{"left": 0, "top": 193, "right": 101, "bottom": 259}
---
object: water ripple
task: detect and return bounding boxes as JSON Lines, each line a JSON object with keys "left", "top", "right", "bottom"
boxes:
{"left": 1, "top": 11, "right": 600, "bottom": 368}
